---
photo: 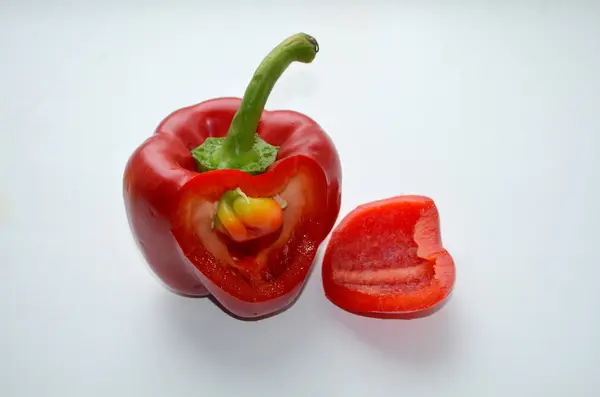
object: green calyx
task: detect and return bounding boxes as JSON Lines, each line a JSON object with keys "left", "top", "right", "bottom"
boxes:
{"left": 191, "top": 32, "right": 320, "bottom": 175}
{"left": 191, "top": 135, "right": 279, "bottom": 174}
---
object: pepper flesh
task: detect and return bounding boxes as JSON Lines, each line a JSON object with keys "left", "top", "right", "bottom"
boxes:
{"left": 321, "top": 195, "right": 455, "bottom": 315}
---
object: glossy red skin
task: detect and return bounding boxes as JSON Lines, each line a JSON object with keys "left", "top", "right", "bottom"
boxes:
{"left": 123, "top": 97, "right": 341, "bottom": 318}
{"left": 322, "top": 195, "right": 455, "bottom": 316}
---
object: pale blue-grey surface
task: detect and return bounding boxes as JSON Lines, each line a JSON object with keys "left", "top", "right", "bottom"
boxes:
{"left": 1, "top": 1, "right": 599, "bottom": 396}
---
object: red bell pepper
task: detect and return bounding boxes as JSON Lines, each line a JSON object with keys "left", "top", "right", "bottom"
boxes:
{"left": 123, "top": 33, "right": 341, "bottom": 318}
{"left": 321, "top": 195, "right": 455, "bottom": 316}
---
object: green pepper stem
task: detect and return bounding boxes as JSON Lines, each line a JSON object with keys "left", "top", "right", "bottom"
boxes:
{"left": 224, "top": 33, "right": 319, "bottom": 154}
{"left": 191, "top": 33, "right": 319, "bottom": 175}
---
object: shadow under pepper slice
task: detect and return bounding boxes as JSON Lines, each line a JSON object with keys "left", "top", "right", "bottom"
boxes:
{"left": 123, "top": 33, "right": 341, "bottom": 319}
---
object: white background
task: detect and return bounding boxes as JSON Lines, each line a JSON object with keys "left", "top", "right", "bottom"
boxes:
{"left": 1, "top": 0, "right": 599, "bottom": 396}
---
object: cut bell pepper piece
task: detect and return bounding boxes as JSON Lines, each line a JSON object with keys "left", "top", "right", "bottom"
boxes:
{"left": 321, "top": 195, "right": 455, "bottom": 315}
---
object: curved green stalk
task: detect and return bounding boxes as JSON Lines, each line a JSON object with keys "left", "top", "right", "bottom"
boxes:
{"left": 191, "top": 33, "right": 319, "bottom": 174}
